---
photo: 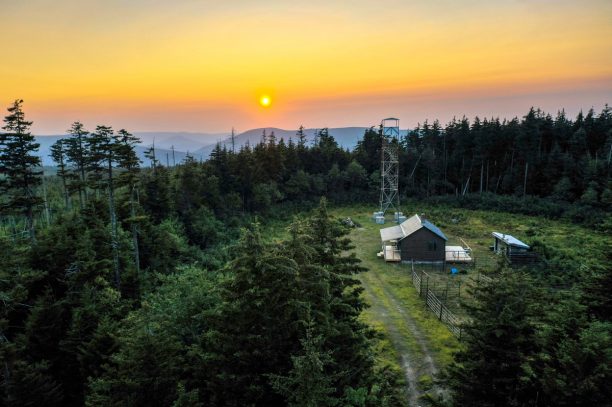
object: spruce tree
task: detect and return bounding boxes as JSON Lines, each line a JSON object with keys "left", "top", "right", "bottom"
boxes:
{"left": 142, "top": 165, "right": 173, "bottom": 223}
{"left": 50, "top": 139, "right": 71, "bottom": 209}
{"left": 296, "top": 125, "right": 309, "bottom": 170}
{"left": 64, "top": 122, "right": 89, "bottom": 209}
{"left": 533, "top": 291, "right": 612, "bottom": 406}
{"left": 115, "top": 129, "right": 142, "bottom": 287}
{"left": 0, "top": 236, "right": 48, "bottom": 404}
{"left": 87, "top": 125, "right": 121, "bottom": 287}
{"left": 296, "top": 125, "right": 307, "bottom": 148}
{"left": 446, "top": 270, "right": 539, "bottom": 406}
{"left": 144, "top": 141, "right": 158, "bottom": 170}
{"left": 213, "top": 224, "right": 302, "bottom": 406}
{"left": 284, "top": 218, "right": 332, "bottom": 327}
{"left": 269, "top": 324, "right": 339, "bottom": 407}
{"left": 306, "top": 198, "right": 373, "bottom": 394}
{"left": 0, "top": 99, "right": 42, "bottom": 242}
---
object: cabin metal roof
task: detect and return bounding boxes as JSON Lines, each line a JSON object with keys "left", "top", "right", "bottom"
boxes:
{"left": 380, "top": 214, "right": 448, "bottom": 242}
{"left": 422, "top": 219, "right": 447, "bottom": 241}
{"left": 380, "top": 225, "right": 404, "bottom": 241}
{"left": 492, "top": 232, "right": 530, "bottom": 249}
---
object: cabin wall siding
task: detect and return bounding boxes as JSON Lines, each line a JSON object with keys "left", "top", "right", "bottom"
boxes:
{"left": 399, "top": 228, "right": 446, "bottom": 262}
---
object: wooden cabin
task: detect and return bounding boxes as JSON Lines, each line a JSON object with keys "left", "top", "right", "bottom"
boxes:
{"left": 380, "top": 214, "right": 447, "bottom": 263}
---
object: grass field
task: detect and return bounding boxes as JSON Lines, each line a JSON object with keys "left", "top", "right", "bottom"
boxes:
{"left": 330, "top": 206, "right": 460, "bottom": 404}
{"left": 265, "top": 201, "right": 610, "bottom": 404}
{"left": 329, "top": 201, "right": 610, "bottom": 405}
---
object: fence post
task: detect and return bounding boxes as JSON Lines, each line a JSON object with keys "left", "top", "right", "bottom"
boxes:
{"left": 419, "top": 271, "right": 423, "bottom": 297}
{"left": 439, "top": 302, "right": 444, "bottom": 321}
{"left": 444, "top": 280, "right": 449, "bottom": 301}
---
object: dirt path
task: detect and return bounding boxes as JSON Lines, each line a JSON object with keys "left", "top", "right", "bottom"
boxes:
{"left": 360, "top": 281, "right": 423, "bottom": 406}
{"left": 360, "top": 270, "right": 445, "bottom": 405}
{"left": 344, "top": 219, "right": 457, "bottom": 405}
{"left": 369, "top": 270, "right": 439, "bottom": 376}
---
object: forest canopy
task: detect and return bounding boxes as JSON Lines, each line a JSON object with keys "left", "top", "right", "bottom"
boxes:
{"left": 0, "top": 100, "right": 610, "bottom": 406}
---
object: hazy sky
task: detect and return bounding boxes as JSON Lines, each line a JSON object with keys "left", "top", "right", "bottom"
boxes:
{"left": 1, "top": 0, "right": 611, "bottom": 134}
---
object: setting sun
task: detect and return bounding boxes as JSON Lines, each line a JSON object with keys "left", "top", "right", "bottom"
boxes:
{"left": 259, "top": 95, "right": 271, "bottom": 108}
{"left": 0, "top": 2, "right": 610, "bottom": 405}
{"left": 0, "top": 1, "right": 609, "bottom": 133}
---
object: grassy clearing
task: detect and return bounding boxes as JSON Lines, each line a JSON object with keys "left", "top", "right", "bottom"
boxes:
{"left": 263, "top": 201, "right": 609, "bottom": 402}
{"left": 330, "top": 201, "right": 610, "bottom": 375}
{"left": 330, "top": 206, "right": 462, "bottom": 370}
{"left": 408, "top": 201, "right": 610, "bottom": 272}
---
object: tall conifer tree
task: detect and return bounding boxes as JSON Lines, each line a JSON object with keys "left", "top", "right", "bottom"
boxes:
{"left": 50, "top": 139, "right": 71, "bottom": 209}
{"left": 115, "top": 129, "right": 142, "bottom": 286}
{"left": 64, "top": 122, "right": 90, "bottom": 208}
{"left": 87, "top": 125, "right": 121, "bottom": 287}
{"left": 0, "top": 100, "right": 42, "bottom": 242}
{"left": 446, "top": 270, "right": 539, "bottom": 406}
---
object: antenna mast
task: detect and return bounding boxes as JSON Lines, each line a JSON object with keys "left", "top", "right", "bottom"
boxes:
{"left": 379, "top": 118, "right": 400, "bottom": 215}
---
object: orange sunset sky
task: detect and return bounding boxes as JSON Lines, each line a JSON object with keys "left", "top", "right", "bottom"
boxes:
{"left": 1, "top": 0, "right": 611, "bottom": 135}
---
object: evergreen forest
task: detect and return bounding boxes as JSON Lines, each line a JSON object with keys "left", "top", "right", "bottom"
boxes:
{"left": 0, "top": 99, "right": 610, "bottom": 406}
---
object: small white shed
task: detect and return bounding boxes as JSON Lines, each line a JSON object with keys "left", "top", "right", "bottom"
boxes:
{"left": 492, "top": 232, "right": 530, "bottom": 255}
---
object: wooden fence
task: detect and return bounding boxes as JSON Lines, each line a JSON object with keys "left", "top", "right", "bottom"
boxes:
{"left": 412, "top": 269, "right": 421, "bottom": 292}
{"left": 411, "top": 262, "right": 463, "bottom": 339}
{"left": 409, "top": 262, "right": 498, "bottom": 339}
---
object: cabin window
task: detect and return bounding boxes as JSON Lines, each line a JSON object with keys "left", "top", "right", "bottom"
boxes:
{"left": 427, "top": 241, "right": 437, "bottom": 251}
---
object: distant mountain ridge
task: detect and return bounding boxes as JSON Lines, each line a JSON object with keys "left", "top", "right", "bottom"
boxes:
{"left": 134, "top": 132, "right": 229, "bottom": 152}
{"left": 34, "top": 135, "right": 192, "bottom": 167}
{"left": 194, "top": 127, "right": 372, "bottom": 157}
{"left": 34, "top": 126, "right": 399, "bottom": 166}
